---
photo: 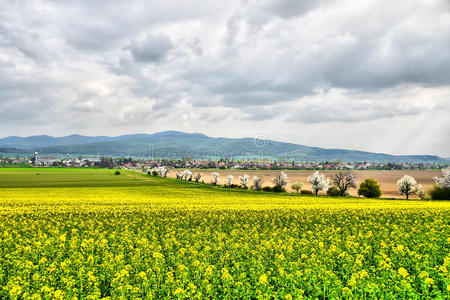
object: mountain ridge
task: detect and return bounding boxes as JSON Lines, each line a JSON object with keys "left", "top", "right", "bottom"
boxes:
{"left": 0, "top": 131, "right": 446, "bottom": 163}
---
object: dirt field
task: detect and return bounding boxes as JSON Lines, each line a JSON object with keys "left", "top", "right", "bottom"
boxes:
{"left": 169, "top": 169, "right": 441, "bottom": 198}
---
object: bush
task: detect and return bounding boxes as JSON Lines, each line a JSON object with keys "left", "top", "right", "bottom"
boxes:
{"left": 358, "top": 179, "right": 382, "bottom": 198}
{"left": 327, "top": 186, "right": 341, "bottom": 196}
{"left": 228, "top": 184, "right": 239, "bottom": 188}
{"left": 273, "top": 186, "right": 286, "bottom": 193}
{"left": 152, "top": 171, "right": 158, "bottom": 176}
{"left": 114, "top": 171, "right": 120, "bottom": 175}
{"left": 262, "top": 186, "right": 274, "bottom": 192}
{"left": 300, "top": 190, "right": 313, "bottom": 195}
{"left": 429, "top": 185, "right": 450, "bottom": 200}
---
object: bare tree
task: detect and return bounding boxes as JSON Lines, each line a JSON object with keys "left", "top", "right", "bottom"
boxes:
{"left": 253, "top": 176, "right": 262, "bottom": 191}
{"left": 332, "top": 171, "right": 358, "bottom": 196}
{"left": 194, "top": 173, "right": 202, "bottom": 183}
{"left": 226, "top": 174, "right": 234, "bottom": 186}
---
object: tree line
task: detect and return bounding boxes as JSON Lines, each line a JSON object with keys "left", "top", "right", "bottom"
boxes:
{"left": 146, "top": 167, "right": 450, "bottom": 200}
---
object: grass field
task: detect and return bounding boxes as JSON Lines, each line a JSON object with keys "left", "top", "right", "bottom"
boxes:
{"left": 0, "top": 168, "right": 449, "bottom": 298}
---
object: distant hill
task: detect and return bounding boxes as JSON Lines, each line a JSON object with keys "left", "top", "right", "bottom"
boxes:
{"left": 0, "top": 131, "right": 446, "bottom": 163}
{"left": 0, "top": 147, "right": 29, "bottom": 154}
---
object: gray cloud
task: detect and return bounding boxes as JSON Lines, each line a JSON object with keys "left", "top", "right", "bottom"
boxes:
{"left": 257, "top": 0, "right": 325, "bottom": 19}
{"left": 128, "top": 33, "right": 173, "bottom": 63}
{"left": 282, "top": 87, "right": 444, "bottom": 124}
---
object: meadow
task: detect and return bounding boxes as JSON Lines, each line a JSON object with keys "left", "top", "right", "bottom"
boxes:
{"left": 0, "top": 168, "right": 449, "bottom": 299}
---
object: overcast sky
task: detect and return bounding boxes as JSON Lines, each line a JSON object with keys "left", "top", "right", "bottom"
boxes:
{"left": 1, "top": 0, "right": 449, "bottom": 156}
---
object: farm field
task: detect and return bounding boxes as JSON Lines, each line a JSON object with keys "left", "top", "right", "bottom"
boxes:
{"left": 169, "top": 169, "right": 441, "bottom": 198}
{"left": 0, "top": 168, "right": 449, "bottom": 298}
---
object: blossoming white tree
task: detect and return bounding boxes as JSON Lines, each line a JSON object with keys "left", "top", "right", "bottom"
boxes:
{"left": 157, "top": 167, "right": 163, "bottom": 177}
{"left": 226, "top": 175, "right": 234, "bottom": 186}
{"left": 194, "top": 173, "right": 202, "bottom": 183}
{"left": 397, "top": 175, "right": 417, "bottom": 199}
{"left": 434, "top": 167, "right": 450, "bottom": 188}
{"left": 182, "top": 170, "right": 193, "bottom": 181}
{"left": 239, "top": 174, "right": 250, "bottom": 188}
{"left": 149, "top": 167, "right": 158, "bottom": 175}
{"left": 157, "top": 166, "right": 169, "bottom": 178}
{"left": 272, "top": 171, "right": 289, "bottom": 192}
{"left": 308, "top": 171, "right": 330, "bottom": 195}
{"left": 211, "top": 172, "right": 219, "bottom": 185}
{"left": 416, "top": 184, "right": 427, "bottom": 200}
{"left": 253, "top": 176, "right": 262, "bottom": 191}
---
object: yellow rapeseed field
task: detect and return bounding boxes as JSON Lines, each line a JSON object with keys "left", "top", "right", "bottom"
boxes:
{"left": 0, "top": 170, "right": 449, "bottom": 299}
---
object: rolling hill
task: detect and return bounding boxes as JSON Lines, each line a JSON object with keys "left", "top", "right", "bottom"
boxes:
{"left": 0, "top": 131, "right": 445, "bottom": 163}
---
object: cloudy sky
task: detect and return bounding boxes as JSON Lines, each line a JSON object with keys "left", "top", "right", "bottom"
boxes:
{"left": 1, "top": 0, "right": 449, "bottom": 156}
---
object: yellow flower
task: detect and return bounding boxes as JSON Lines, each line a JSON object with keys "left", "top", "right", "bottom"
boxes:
{"left": 58, "top": 234, "right": 66, "bottom": 242}
{"left": 348, "top": 275, "right": 357, "bottom": 286}
{"left": 152, "top": 252, "right": 164, "bottom": 260}
{"left": 277, "top": 253, "right": 285, "bottom": 260}
{"left": 359, "top": 270, "right": 369, "bottom": 279}
{"left": 173, "top": 287, "right": 184, "bottom": 295}
{"left": 9, "top": 285, "right": 22, "bottom": 297}
{"left": 221, "top": 268, "right": 233, "bottom": 281}
{"left": 342, "top": 287, "right": 353, "bottom": 294}
{"left": 259, "top": 273, "right": 268, "bottom": 285}
{"left": 398, "top": 267, "right": 409, "bottom": 278}
{"left": 396, "top": 245, "right": 404, "bottom": 252}
{"left": 205, "top": 265, "right": 214, "bottom": 276}
{"left": 424, "top": 277, "right": 434, "bottom": 285}
{"left": 53, "top": 290, "right": 64, "bottom": 299}
{"left": 419, "top": 271, "right": 429, "bottom": 278}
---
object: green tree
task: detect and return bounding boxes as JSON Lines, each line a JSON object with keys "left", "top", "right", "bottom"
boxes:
{"left": 429, "top": 185, "right": 450, "bottom": 200}
{"left": 291, "top": 182, "right": 303, "bottom": 193}
{"left": 358, "top": 178, "right": 382, "bottom": 198}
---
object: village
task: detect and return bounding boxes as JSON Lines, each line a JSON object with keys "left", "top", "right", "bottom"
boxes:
{"left": 0, "top": 153, "right": 446, "bottom": 171}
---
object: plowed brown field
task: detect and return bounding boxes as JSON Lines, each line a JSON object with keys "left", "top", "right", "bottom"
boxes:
{"left": 169, "top": 169, "right": 441, "bottom": 198}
